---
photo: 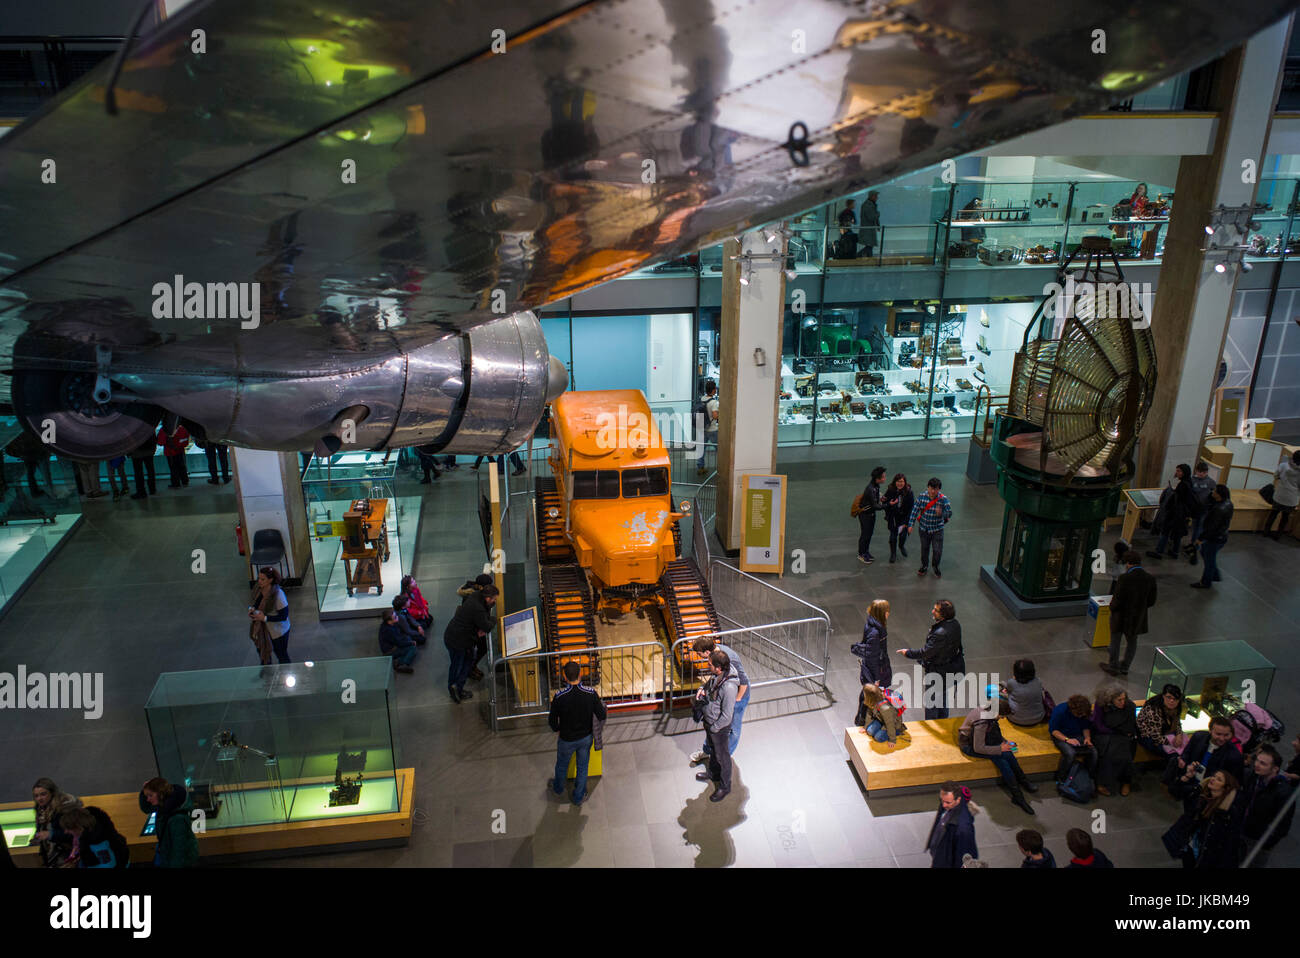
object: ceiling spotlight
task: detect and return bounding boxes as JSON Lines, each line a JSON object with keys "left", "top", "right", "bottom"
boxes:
{"left": 766, "top": 230, "right": 779, "bottom": 243}
{"left": 1242, "top": 260, "right": 1253, "bottom": 272}
{"left": 785, "top": 268, "right": 798, "bottom": 281}
{"left": 1214, "top": 262, "right": 1227, "bottom": 274}
{"left": 1204, "top": 225, "right": 1215, "bottom": 236}
{"left": 739, "top": 273, "right": 750, "bottom": 286}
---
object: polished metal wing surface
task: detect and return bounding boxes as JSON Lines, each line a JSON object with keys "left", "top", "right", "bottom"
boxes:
{"left": 0, "top": 0, "right": 1293, "bottom": 456}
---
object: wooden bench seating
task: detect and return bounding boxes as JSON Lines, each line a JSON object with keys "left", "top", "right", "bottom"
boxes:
{"left": 844, "top": 717, "right": 1163, "bottom": 795}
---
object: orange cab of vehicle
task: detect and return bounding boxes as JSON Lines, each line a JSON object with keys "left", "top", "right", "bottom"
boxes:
{"left": 549, "top": 389, "right": 680, "bottom": 588}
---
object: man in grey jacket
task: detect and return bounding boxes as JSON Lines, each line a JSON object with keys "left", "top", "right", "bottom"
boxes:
{"left": 695, "top": 650, "right": 739, "bottom": 802}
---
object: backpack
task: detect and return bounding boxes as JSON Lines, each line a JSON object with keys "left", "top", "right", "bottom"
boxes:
{"left": 1057, "top": 762, "right": 1095, "bottom": 803}
{"left": 850, "top": 493, "right": 864, "bottom": 518}
{"left": 1231, "top": 704, "right": 1284, "bottom": 755}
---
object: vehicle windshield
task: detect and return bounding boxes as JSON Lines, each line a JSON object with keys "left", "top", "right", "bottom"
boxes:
{"left": 622, "top": 467, "right": 669, "bottom": 498}
{"left": 571, "top": 470, "right": 620, "bottom": 499}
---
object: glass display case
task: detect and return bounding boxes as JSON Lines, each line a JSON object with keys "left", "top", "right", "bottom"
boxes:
{"left": 0, "top": 416, "right": 85, "bottom": 615}
{"left": 1145, "top": 640, "right": 1276, "bottom": 718}
{"left": 145, "top": 658, "right": 403, "bottom": 830}
{"left": 1, "top": 805, "right": 38, "bottom": 850}
{"left": 301, "top": 452, "right": 421, "bottom": 619}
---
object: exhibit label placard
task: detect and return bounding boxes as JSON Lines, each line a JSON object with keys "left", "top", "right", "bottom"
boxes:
{"left": 503, "top": 607, "right": 541, "bottom": 657}
{"left": 502, "top": 606, "right": 541, "bottom": 708}
{"left": 739, "top": 473, "right": 786, "bottom": 574}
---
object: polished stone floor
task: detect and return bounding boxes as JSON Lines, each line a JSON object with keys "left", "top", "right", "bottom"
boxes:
{"left": 2, "top": 442, "right": 1297, "bottom": 868}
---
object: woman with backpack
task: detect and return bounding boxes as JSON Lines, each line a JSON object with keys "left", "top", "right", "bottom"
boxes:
{"left": 925, "top": 781, "right": 980, "bottom": 868}
{"left": 882, "top": 472, "right": 914, "bottom": 563}
{"left": 1092, "top": 687, "right": 1138, "bottom": 797}
{"left": 139, "top": 777, "right": 199, "bottom": 868}
{"left": 958, "top": 698, "right": 1037, "bottom": 815}
{"left": 858, "top": 683, "right": 906, "bottom": 746}
{"left": 1162, "top": 770, "right": 1247, "bottom": 868}
{"left": 854, "top": 466, "right": 886, "bottom": 564}
{"left": 851, "top": 599, "right": 891, "bottom": 724}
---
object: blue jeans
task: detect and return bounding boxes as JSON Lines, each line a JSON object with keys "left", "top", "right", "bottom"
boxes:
{"left": 960, "top": 742, "right": 1024, "bottom": 789}
{"left": 865, "top": 720, "right": 889, "bottom": 742}
{"left": 271, "top": 631, "right": 290, "bottom": 664}
{"left": 554, "top": 733, "right": 593, "bottom": 801}
{"left": 1199, "top": 538, "right": 1225, "bottom": 586}
{"left": 702, "top": 689, "right": 750, "bottom": 756}
{"left": 390, "top": 645, "right": 417, "bottom": 668}
{"left": 446, "top": 644, "right": 473, "bottom": 691}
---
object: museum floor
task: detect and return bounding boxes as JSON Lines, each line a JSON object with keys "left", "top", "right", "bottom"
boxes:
{"left": 3, "top": 439, "right": 1298, "bottom": 869}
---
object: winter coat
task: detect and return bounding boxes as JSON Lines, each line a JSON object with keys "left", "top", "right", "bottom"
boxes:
{"left": 925, "top": 799, "right": 978, "bottom": 868}
{"left": 1240, "top": 771, "right": 1296, "bottom": 848}
{"left": 444, "top": 593, "right": 492, "bottom": 652}
{"left": 850, "top": 615, "right": 891, "bottom": 686}
{"left": 882, "top": 484, "right": 914, "bottom": 530}
{"left": 1110, "top": 565, "right": 1157, "bottom": 635}
{"left": 1200, "top": 500, "right": 1233, "bottom": 543}
{"left": 1163, "top": 791, "right": 1246, "bottom": 868}
{"left": 405, "top": 583, "right": 432, "bottom": 622}
{"left": 1155, "top": 480, "right": 1193, "bottom": 533}
{"left": 904, "top": 618, "right": 964, "bottom": 674}
{"left": 138, "top": 786, "right": 198, "bottom": 868}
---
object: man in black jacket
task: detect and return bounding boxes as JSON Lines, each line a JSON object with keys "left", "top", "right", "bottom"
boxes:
{"left": 1101, "top": 550, "right": 1156, "bottom": 676}
{"left": 548, "top": 661, "right": 607, "bottom": 806}
{"left": 444, "top": 584, "right": 497, "bottom": 702}
{"left": 1240, "top": 745, "right": 1295, "bottom": 867}
{"left": 898, "top": 599, "right": 965, "bottom": 718}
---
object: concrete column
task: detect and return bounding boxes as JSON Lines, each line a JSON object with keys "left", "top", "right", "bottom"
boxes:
{"left": 715, "top": 232, "right": 787, "bottom": 551}
{"left": 231, "top": 448, "right": 312, "bottom": 586}
{"left": 1139, "top": 16, "right": 1293, "bottom": 485}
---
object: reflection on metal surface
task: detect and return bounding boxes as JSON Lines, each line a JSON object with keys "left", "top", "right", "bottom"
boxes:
{"left": 0, "top": 0, "right": 1293, "bottom": 455}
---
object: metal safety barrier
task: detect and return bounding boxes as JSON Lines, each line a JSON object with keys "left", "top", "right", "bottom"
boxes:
{"left": 487, "top": 639, "right": 673, "bottom": 730}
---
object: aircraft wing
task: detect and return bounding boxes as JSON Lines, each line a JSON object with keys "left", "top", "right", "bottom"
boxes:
{"left": 0, "top": 0, "right": 1293, "bottom": 455}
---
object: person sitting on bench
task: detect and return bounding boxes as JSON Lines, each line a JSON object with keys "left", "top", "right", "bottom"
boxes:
{"left": 958, "top": 696, "right": 1037, "bottom": 815}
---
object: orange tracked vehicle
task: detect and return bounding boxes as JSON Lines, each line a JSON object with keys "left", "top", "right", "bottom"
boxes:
{"left": 534, "top": 389, "right": 718, "bottom": 701}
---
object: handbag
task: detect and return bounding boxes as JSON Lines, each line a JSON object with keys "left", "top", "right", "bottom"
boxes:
{"left": 1042, "top": 687, "right": 1056, "bottom": 715}
{"left": 1259, "top": 483, "right": 1275, "bottom": 504}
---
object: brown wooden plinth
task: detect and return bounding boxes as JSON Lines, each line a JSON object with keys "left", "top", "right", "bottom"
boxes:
{"left": 5, "top": 767, "right": 414, "bottom": 866}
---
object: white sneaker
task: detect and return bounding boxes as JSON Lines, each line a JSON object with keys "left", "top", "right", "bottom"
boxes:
{"left": 689, "top": 750, "right": 708, "bottom": 765}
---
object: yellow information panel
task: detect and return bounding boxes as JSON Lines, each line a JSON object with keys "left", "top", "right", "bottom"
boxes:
{"left": 739, "top": 474, "right": 786, "bottom": 575}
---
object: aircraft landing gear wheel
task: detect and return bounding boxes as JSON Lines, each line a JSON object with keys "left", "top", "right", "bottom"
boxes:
{"left": 11, "top": 368, "right": 162, "bottom": 460}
